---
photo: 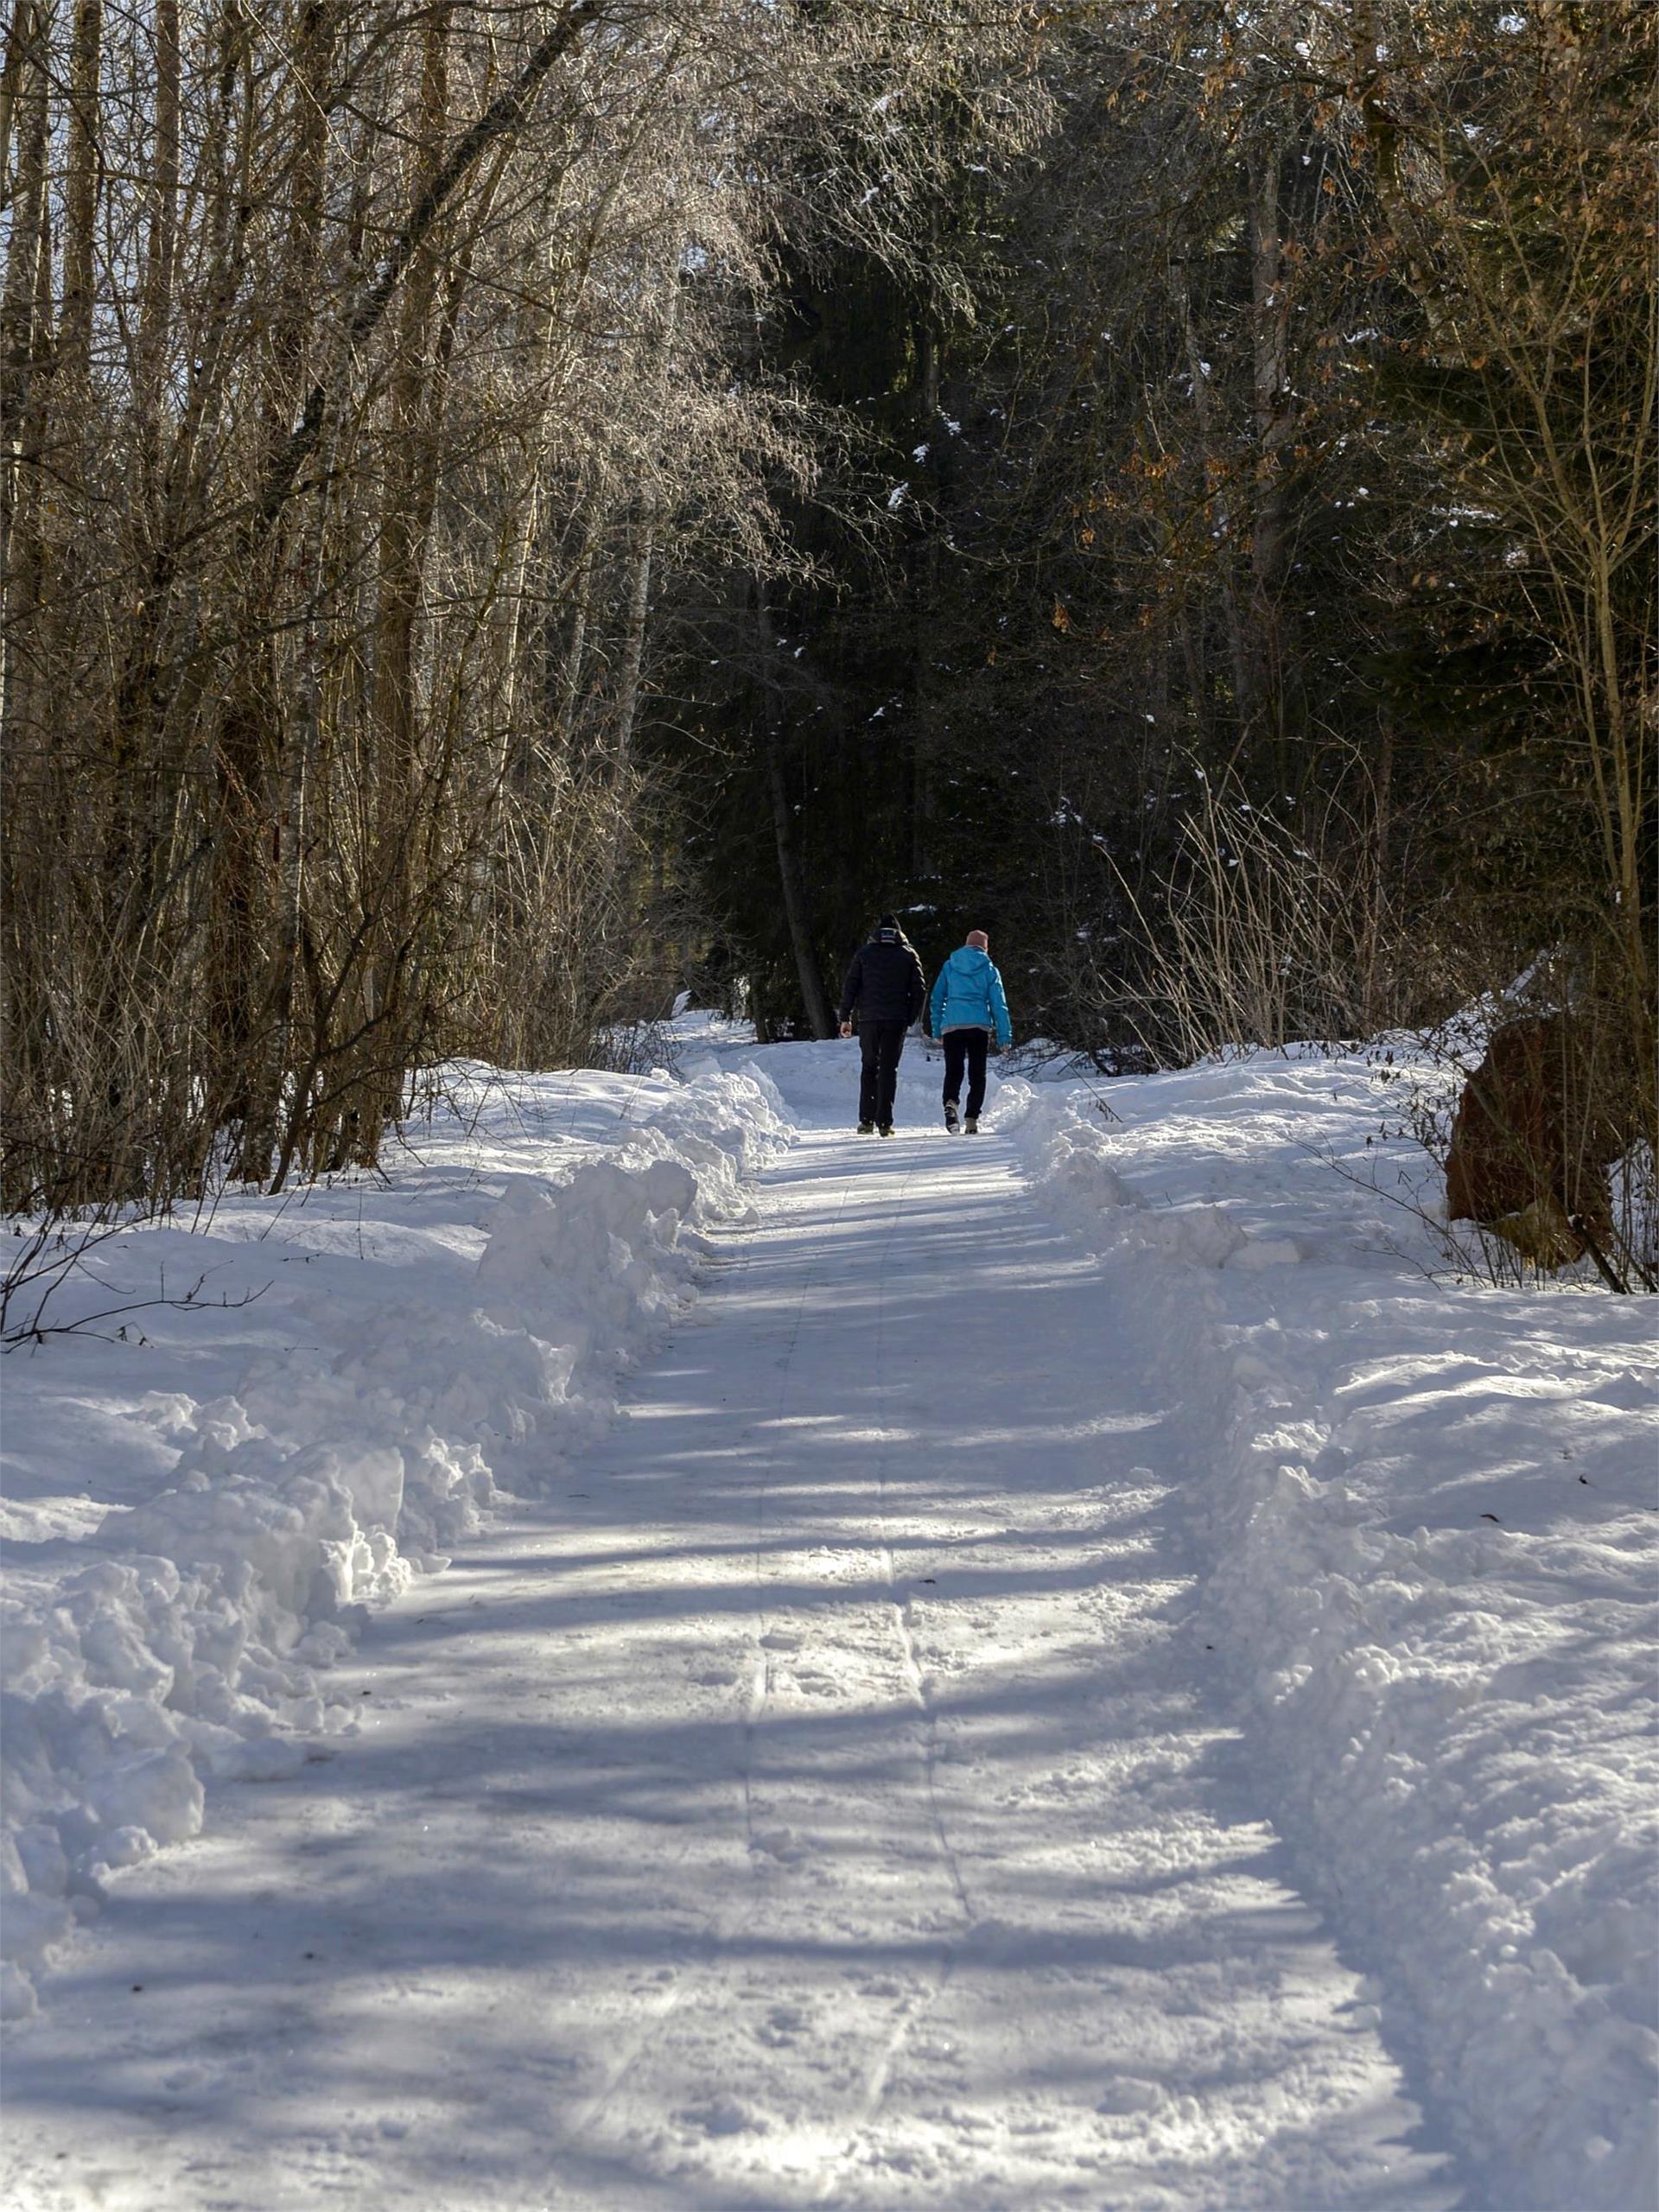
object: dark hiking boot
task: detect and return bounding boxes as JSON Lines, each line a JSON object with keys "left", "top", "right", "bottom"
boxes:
{"left": 963, "top": 1116, "right": 980, "bottom": 1135}
{"left": 944, "top": 1101, "right": 960, "bottom": 1133}
{"left": 856, "top": 1121, "right": 875, "bottom": 1135}
{"left": 878, "top": 1124, "right": 895, "bottom": 1137}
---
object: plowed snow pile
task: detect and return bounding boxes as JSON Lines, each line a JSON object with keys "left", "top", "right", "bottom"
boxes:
{"left": 988, "top": 1051, "right": 1657, "bottom": 2211}
{"left": 0, "top": 1059, "right": 787, "bottom": 2018}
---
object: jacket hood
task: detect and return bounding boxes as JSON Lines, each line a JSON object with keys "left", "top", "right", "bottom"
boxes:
{"left": 945, "top": 944, "right": 992, "bottom": 975}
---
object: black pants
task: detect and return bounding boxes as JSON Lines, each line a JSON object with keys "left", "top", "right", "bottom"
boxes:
{"left": 858, "top": 1020, "right": 908, "bottom": 1127}
{"left": 942, "top": 1028, "right": 988, "bottom": 1119}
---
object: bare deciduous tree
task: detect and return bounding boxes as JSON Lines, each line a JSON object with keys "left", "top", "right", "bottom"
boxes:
{"left": 1, "top": 0, "right": 1033, "bottom": 1211}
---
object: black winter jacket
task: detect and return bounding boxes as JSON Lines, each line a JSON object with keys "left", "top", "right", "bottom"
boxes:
{"left": 839, "top": 926, "right": 926, "bottom": 1027}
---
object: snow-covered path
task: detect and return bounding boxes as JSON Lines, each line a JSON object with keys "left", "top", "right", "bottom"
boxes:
{"left": 3, "top": 1125, "right": 1460, "bottom": 2209}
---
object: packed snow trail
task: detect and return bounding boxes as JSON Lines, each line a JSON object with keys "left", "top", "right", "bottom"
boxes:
{"left": 2, "top": 1116, "right": 1460, "bottom": 2209}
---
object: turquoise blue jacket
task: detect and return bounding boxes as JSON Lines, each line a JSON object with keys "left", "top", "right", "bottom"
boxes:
{"left": 929, "top": 945, "right": 1012, "bottom": 1046}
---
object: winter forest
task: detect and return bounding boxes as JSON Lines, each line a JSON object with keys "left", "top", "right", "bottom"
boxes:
{"left": 3, "top": 0, "right": 1650, "bottom": 1217}
{"left": 2, "top": 3, "right": 1656, "bottom": 2208}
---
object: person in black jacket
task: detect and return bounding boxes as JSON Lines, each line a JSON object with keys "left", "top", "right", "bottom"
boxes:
{"left": 838, "top": 914, "right": 926, "bottom": 1135}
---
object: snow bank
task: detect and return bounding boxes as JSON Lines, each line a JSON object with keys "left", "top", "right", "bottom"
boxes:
{"left": 0, "top": 1064, "right": 788, "bottom": 2018}
{"left": 997, "top": 1057, "right": 1659, "bottom": 2210}
{"left": 993, "top": 1081, "right": 1247, "bottom": 1268}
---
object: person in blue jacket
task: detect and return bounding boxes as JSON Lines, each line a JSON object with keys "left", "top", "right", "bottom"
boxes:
{"left": 927, "top": 929, "right": 1012, "bottom": 1133}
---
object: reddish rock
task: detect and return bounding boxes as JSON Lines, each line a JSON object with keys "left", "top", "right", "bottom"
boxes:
{"left": 1444, "top": 1014, "right": 1624, "bottom": 1267}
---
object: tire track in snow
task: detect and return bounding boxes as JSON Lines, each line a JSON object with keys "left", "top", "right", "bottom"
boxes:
{"left": 556, "top": 1185, "right": 788, "bottom": 2153}
{"left": 741, "top": 1157, "right": 861, "bottom": 1860}
{"left": 565, "top": 1146, "right": 868, "bottom": 2164}
{"left": 595, "top": 1133, "right": 973, "bottom": 2194}
{"left": 872, "top": 1148, "right": 974, "bottom": 1926}
{"left": 818, "top": 1142, "right": 977, "bottom": 2196}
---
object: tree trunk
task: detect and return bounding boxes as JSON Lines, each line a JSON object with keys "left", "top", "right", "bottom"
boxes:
{"left": 136, "top": 0, "right": 180, "bottom": 424}
{"left": 758, "top": 582, "right": 833, "bottom": 1038}
{"left": 1247, "top": 138, "right": 1293, "bottom": 771}
{"left": 0, "top": 0, "right": 49, "bottom": 747}
{"left": 610, "top": 264, "right": 681, "bottom": 794}
{"left": 610, "top": 508, "right": 657, "bottom": 791}
{"left": 768, "top": 739, "right": 836, "bottom": 1039}
{"left": 58, "top": 0, "right": 101, "bottom": 391}
{"left": 257, "top": 0, "right": 601, "bottom": 533}
{"left": 1173, "top": 255, "right": 1252, "bottom": 734}
{"left": 337, "top": 3, "right": 458, "bottom": 1167}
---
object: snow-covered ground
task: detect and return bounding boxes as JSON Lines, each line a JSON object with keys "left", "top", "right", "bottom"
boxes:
{"left": 991, "top": 1052, "right": 1658, "bottom": 2212}
{"left": 2, "top": 1022, "right": 1654, "bottom": 2209}
{"left": 2, "top": 1058, "right": 789, "bottom": 2016}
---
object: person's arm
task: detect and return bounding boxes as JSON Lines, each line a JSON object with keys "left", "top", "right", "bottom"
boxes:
{"left": 988, "top": 963, "right": 1012, "bottom": 1049}
{"left": 928, "top": 964, "right": 945, "bottom": 1039}
{"left": 838, "top": 949, "right": 863, "bottom": 1027}
{"left": 906, "top": 947, "right": 926, "bottom": 1026}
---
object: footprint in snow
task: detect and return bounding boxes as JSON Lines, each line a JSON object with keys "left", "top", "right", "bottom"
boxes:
{"left": 758, "top": 2001, "right": 810, "bottom": 2045}
{"left": 749, "top": 1825, "right": 806, "bottom": 1862}
{"left": 1096, "top": 2076, "right": 1164, "bottom": 2115}
{"left": 677, "top": 2094, "right": 768, "bottom": 2138}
